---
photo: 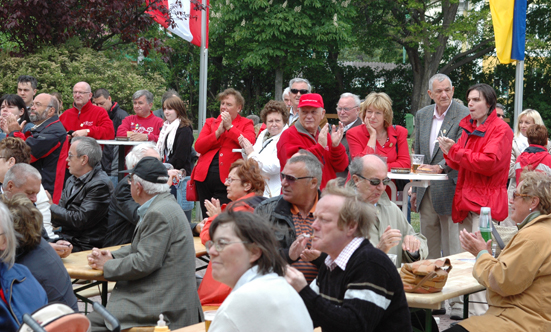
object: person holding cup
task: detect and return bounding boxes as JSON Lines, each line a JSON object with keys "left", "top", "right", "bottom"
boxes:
{"left": 205, "top": 210, "right": 313, "bottom": 332}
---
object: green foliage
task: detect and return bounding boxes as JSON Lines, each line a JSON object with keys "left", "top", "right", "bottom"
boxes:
{"left": 0, "top": 40, "right": 166, "bottom": 112}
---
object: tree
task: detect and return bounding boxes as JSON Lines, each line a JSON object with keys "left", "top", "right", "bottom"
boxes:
{"left": 209, "top": 0, "right": 355, "bottom": 99}
{"left": 354, "top": 0, "right": 494, "bottom": 113}
{"left": 0, "top": 0, "right": 170, "bottom": 54}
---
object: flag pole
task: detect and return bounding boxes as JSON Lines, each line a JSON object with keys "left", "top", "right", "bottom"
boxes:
{"left": 198, "top": 0, "right": 208, "bottom": 132}
{"left": 513, "top": 60, "right": 524, "bottom": 132}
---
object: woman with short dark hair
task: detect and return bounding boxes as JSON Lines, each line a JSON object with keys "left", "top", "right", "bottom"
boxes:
{"left": 514, "top": 124, "right": 551, "bottom": 184}
{"left": 206, "top": 210, "right": 313, "bottom": 332}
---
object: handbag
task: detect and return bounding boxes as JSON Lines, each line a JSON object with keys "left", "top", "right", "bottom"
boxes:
{"left": 400, "top": 258, "right": 452, "bottom": 293}
{"left": 186, "top": 167, "right": 198, "bottom": 202}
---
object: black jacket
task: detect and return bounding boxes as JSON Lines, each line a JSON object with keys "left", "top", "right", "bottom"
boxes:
{"left": 51, "top": 164, "right": 114, "bottom": 251}
{"left": 164, "top": 125, "right": 194, "bottom": 176}
{"left": 103, "top": 174, "right": 139, "bottom": 246}
{"left": 101, "top": 102, "right": 128, "bottom": 175}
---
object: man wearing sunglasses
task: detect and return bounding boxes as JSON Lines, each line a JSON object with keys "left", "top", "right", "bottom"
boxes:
{"left": 350, "top": 155, "right": 427, "bottom": 267}
{"left": 287, "top": 78, "right": 312, "bottom": 126}
{"left": 256, "top": 153, "right": 326, "bottom": 285}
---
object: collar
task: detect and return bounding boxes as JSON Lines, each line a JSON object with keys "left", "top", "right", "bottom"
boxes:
{"left": 433, "top": 103, "right": 451, "bottom": 120}
{"left": 294, "top": 120, "right": 319, "bottom": 142}
{"left": 517, "top": 210, "right": 541, "bottom": 230}
{"left": 343, "top": 118, "right": 360, "bottom": 132}
{"left": 75, "top": 169, "right": 93, "bottom": 183}
{"left": 290, "top": 192, "right": 319, "bottom": 215}
{"left": 137, "top": 194, "right": 158, "bottom": 224}
{"left": 137, "top": 112, "right": 154, "bottom": 119}
{"left": 524, "top": 144, "right": 546, "bottom": 153}
{"left": 110, "top": 102, "right": 118, "bottom": 113}
{"left": 233, "top": 266, "right": 275, "bottom": 292}
{"left": 324, "top": 237, "right": 364, "bottom": 271}
{"left": 461, "top": 109, "right": 498, "bottom": 137}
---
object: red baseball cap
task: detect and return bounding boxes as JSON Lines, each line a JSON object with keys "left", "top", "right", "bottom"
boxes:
{"left": 298, "top": 93, "right": 324, "bottom": 109}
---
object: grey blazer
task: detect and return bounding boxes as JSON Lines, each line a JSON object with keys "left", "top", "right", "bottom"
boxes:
{"left": 103, "top": 192, "right": 203, "bottom": 330}
{"left": 412, "top": 101, "right": 470, "bottom": 215}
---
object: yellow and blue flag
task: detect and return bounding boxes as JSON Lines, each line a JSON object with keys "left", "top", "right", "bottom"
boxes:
{"left": 489, "top": 0, "right": 527, "bottom": 64}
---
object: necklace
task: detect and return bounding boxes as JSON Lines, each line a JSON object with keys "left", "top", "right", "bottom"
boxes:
{"left": 378, "top": 136, "right": 390, "bottom": 148}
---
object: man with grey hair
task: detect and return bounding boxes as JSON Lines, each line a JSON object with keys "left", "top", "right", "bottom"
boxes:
{"left": 412, "top": 74, "right": 468, "bottom": 317}
{"left": 59, "top": 81, "right": 114, "bottom": 140}
{"left": 350, "top": 155, "right": 428, "bottom": 267}
{"left": 117, "top": 89, "right": 164, "bottom": 142}
{"left": 336, "top": 92, "right": 362, "bottom": 178}
{"left": 288, "top": 78, "right": 312, "bottom": 126}
{"left": 282, "top": 87, "right": 292, "bottom": 112}
{"left": 50, "top": 137, "right": 114, "bottom": 252}
{"left": 256, "top": 153, "right": 326, "bottom": 284}
{"left": 4, "top": 93, "right": 69, "bottom": 202}
{"left": 87, "top": 156, "right": 202, "bottom": 331}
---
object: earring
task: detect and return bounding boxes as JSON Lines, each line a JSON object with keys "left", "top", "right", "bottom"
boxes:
{"left": 529, "top": 208, "right": 532, "bottom": 212}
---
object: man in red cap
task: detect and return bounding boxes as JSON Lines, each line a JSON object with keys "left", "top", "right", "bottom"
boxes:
{"left": 276, "top": 93, "right": 348, "bottom": 189}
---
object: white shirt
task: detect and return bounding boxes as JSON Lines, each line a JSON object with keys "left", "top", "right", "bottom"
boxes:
{"left": 429, "top": 104, "right": 451, "bottom": 156}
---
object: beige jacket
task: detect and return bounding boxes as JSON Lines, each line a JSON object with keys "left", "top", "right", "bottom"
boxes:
{"left": 460, "top": 214, "right": 551, "bottom": 332}
{"left": 369, "top": 193, "right": 428, "bottom": 267}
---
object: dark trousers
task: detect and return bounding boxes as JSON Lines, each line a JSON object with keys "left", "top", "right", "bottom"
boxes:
{"left": 196, "top": 171, "right": 231, "bottom": 218}
{"left": 443, "top": 324, "right": 469, "bottom": 332}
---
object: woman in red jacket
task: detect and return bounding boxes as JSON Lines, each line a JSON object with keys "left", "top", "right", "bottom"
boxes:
{"left": 347, "top": 92, "right": 410, "bottom": 170}
{"left": 193, "top": 89, "right": 256, "bottom": 217}
{"left": 515, "top": 124, "right": 551, "bottom": 184}
{"left": 439, "top": 83, "right": 513, "bottom": 229}
{"left": 198, "top": 158, "right": 266, "bottom": 306}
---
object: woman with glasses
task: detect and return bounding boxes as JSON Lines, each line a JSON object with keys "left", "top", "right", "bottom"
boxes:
{"left": 506, "top": 109, "right": 550, "bottom": 225}
{"left": 193, "top": 89, "right": 256, "bottom": 218}
{"left": 347, "top": 92, "right": 411, "bottom": 170}
{"left": 238, "top": 100, "right": 289, "bottom": 198}
{"left": 206, "top": 210, "right": 313, "bottom": 332}
{"left": 447, "top": 171, "right": 551, "bottom": 332}
{"left": 197, "top": 159, "right": 266, "bottom": 306}
{"left": 0, "top": 200, "right": 48, "bottom": 332}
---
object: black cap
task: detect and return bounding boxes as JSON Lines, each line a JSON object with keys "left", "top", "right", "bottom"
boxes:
{"left": 120, "top": 156, "right": 168, "bottom": 184}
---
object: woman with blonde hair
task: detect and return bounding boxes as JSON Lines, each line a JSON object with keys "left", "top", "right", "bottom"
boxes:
{"left": 347, "top": 92, "right": 410, "bottom": 170}
{"left": 505, "top": 109, "right": 550, "bottom": 225}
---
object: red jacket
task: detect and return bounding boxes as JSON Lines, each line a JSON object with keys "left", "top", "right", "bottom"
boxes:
{"left": 515, "top": 145, "right": 551, "bottom": 185}
{"left": 347, "top": 124, "right": 411, "bottom": 170}
{"left": 276, "top": 122, "right": 348, "bottom": 189}
{"left": 59, "top": 100, "right": 114, "bottom": 140}
{"left": 444, "top": 111, "right": 513, "bottom": 223}
{"left": 194, "top": 115, "right": 256, "bottom": 183}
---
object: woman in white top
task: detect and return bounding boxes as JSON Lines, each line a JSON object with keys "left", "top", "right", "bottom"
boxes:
{"left": 206, "top": 210, "right": 313, "bottom": 332}
{"left": 239, "top": 101, "right": 288, "bottom": 197}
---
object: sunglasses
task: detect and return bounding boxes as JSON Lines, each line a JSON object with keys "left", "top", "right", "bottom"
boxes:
{"left": 512, "top": 192, "right": 531, "bottom": 200}
{"left": 497, "top": 114, "right": 505, "bottom": 118}
{"left": 280, "top": 173, "right": 314, "bottom": 184}
{"left": 356, "top": 174, "right": 391, "bottom": 186}
{"left": 290, "top": 89, "right": 309, "bottom": 95}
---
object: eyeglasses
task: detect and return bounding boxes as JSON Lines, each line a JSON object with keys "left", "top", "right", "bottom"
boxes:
{"left": 73, "top": 91, "right": 90, "bottom": 95}
{"left": 290, "top": 89, "right": 309, "bottom": 95}
{"left": 127, "top": 174, "right": 134, "bottom": 184}
{"left": 280, "top": 173, "right": 314, "bottom": 184}
{"left": 336, "top": 106, "right": 358, "bottom": 113}
{"left": 356, "top": 174, "right": 391, "bottom": 186}
{"left": 496, "top": 114, "right": 505, "bottom": 118}
{"left": 512, "top": 192, "right": 532, "bottom": 200}
{"left": 205, "top": 239, "right": 250, "bottom": 252}
{"left": 67, "top": 152, "right": 76, "bottom": 159}
{"left": 225, "top": 177, "right": 241, "bottom": 184}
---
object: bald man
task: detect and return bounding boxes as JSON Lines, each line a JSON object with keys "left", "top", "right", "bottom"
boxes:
{"left": 59, "top": 82, "right": 114, "bottom": 140}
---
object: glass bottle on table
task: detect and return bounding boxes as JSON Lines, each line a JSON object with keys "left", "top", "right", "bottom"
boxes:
{"left": 479, "top": 207, "right": 492, "bottom": 245}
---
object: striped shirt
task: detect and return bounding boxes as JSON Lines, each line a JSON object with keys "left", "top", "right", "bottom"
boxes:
{"left": 291, "top": 199, "right": 318, "bottom": 283}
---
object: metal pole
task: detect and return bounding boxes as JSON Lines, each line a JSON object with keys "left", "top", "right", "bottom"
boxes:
{"left": 513, "top": 60, "right": 524, "bottom": 132}
{"left": 198, "top": 0, "right": 208, "bottom": 132}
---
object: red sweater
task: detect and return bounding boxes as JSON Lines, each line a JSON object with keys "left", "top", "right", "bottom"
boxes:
{"left": 347, "top": 124, "right": 411, "bottom": 171}
{"left": 276, "top": 122, "right": 348, "bottom": 189}
{"left": 59, "top": 100, "right": 115, "bottom": 140}
{"left": 116, "top": 113, "right": 164, "bottom": 142}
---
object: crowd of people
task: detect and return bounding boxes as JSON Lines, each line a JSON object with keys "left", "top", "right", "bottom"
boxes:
{"left": 0, "top": 72, "right": 550, "bottom": 332}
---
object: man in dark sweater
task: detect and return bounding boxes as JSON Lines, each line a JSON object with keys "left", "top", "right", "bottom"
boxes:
{"left": 285, "top": 180, "right": 412, "bottom": 332}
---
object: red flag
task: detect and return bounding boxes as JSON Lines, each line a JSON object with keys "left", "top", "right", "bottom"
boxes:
{"left": 147, "top": 0, "right": 209, "bottom": 48}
